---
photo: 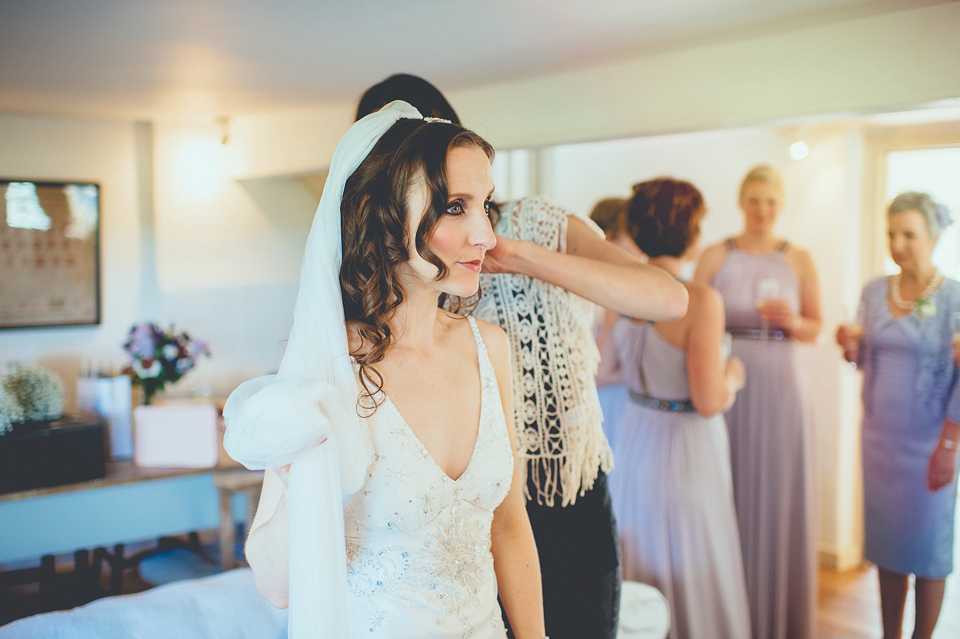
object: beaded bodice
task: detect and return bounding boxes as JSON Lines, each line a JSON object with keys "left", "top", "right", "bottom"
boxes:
{"left": 342, "top": 317, "right": 513, "bottom": 638}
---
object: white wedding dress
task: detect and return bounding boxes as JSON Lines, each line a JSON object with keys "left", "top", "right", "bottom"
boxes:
{"left": 343, "top": 317, "right": 514, "bottom": 638}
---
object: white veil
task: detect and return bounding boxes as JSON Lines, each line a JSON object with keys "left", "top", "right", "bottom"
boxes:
{"left": 223, "top": 100, "right": 425, "bottom": 639}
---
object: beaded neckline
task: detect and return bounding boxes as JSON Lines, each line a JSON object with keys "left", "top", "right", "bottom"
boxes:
{"left": 890, "top": 271, "right": 942, "bottom": 311}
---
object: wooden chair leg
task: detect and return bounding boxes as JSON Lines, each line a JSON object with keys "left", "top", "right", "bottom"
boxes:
{"left": 219, "top": 486, "right": 235, "bottom": 571}
{"left": 38, "top": 555, "right": 56, "bottom": 600}
{"left": 91, "top": 547, "right": 106, "bottom": 588}
{"left": 73, "top": 549, "right": 91, "bottom": 596}
{"left": 109, "top": 544, "right": 125, "bottom": 594}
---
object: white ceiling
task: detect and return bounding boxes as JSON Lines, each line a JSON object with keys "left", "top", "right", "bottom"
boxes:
{"left": 0, "top": 0, "right": 944, "bottom": 121}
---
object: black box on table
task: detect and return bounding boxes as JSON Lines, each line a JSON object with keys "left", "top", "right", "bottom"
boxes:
{"left": 0, "top": 415, "right": 107, "bottom": 494}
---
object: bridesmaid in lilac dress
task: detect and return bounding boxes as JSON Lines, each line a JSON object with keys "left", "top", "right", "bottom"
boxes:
{"left": 837, "top": 192, "right": 960, "bottom": 639}
{"left": 694, "top": 165, "right": 822, "bottom": 639}
{"left": 610, "top": 178, "right": 751, "bottom": 639}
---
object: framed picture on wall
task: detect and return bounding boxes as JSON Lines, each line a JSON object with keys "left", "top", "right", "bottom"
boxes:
{"left": 0, "top": 179, "right": 101, "bottom": 329}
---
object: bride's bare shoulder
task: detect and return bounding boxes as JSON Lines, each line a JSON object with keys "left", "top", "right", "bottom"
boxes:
{"left": 472, "top": 317, "right": 507, "bottom": 348}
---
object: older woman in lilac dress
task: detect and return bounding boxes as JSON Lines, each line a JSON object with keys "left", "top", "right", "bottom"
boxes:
{"left": 837, "top": 192, "right": 960, "bottom": 639}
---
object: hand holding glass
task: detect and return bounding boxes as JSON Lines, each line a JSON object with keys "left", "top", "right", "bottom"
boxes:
{"left": 756, "top": 278, "right": 780, "bottom": 336}
{"left": 839, "top": 303, "right": 865, "bottom": 366}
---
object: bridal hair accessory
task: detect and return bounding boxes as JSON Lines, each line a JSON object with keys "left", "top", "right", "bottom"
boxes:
{"left": 935, "top": 202, "right": 952, "bottom": 231}
{"left": 423, "top": 116, "right": 453, "bottom": 124}
{"left": 223, "top": 100, "right": 425, "bottom": 639}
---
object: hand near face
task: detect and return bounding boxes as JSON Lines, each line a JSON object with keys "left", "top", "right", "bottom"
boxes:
{"left": 927, "top": 444, "right": 958, "bottom": 492}
{"left": 757, "top": 298, "right": 795, "bottom": 329}
{"left": 952, "top": 336, "right": 960, "bottom": 368}
{"left": 481, "top": 234, "right": 522, "bottom": 275}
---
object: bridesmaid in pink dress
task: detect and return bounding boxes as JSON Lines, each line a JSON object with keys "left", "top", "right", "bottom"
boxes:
{"left": 693, "top": 165, "right": 823, "bottom": 639}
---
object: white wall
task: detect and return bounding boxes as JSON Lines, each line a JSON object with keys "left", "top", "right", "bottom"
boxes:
{"left": 459, "top": 2, "right": 960, "bottom": 150}
{"left": 0, "top": 115, "right": 320, "bottom": 404}
{"left": 148, "top": 122, "right": 320, "bottom": 396}
{"left": 0, "top": 115, "right": 143, "bottom": 408}
{"left": 541, "top": 122, "right": 868, "bottom": 568}
{"left": 226, "top": 2, "right": 960, "bottom": 178}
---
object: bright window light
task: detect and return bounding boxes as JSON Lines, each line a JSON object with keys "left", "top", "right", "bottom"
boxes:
{"left": 5, "top": 182, "right": 51, "bottom": 230}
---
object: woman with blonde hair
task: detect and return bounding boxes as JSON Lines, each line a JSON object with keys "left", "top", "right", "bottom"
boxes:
{"left": 694, "top": 164, "right": 822, "bottom": 639}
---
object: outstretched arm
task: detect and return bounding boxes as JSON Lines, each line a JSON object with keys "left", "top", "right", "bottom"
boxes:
{"left": 484, "top": 215, "right": 687, "bottom": 321}
{"left": 480, "top": 323, "right": 546, "bottom": 639}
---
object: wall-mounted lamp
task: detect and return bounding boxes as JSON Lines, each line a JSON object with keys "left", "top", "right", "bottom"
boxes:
{"left": 217, "top": 116, "right": 231, "bottom": 145}
{"left": 789, "top": 140, "right": 809, "bottom": 161}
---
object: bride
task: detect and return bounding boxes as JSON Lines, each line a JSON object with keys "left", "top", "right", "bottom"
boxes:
{"left": 223, "top": 101, "right": 544, "bottom": 639}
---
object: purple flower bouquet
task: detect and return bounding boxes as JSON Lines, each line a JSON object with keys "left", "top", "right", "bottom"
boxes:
{"left": 122, "top": 323, "right": 211, "bottom": 404}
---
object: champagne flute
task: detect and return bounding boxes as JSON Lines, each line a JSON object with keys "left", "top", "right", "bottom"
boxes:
{"left": 841, "top": 302, "right": 865, "bottom": 367}
{"left": 756, "top": 278, "right": 780, "bottom": 337}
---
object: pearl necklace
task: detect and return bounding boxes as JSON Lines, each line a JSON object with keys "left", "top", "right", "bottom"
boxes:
{"left": 890, "top": 271, "right": 943, "bottom": 311}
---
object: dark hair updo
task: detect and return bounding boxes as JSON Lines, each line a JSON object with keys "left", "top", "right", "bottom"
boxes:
{"left": 626, "top": 178, "right": 705, "bottom": 258}
{"left": 340, "top": 117, "right": 493, "bottom": 410}
{"left": 356, "top": 74, "right": 461, "bottom": 124}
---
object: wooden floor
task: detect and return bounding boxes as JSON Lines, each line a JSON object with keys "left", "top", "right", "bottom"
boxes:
{"left": 818, "top": 563, "right": 960, "bottom": 638}
{"left": 818, "top": 511, "right": 960, "bottom": 639}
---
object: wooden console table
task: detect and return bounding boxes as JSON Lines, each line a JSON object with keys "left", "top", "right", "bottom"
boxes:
{"left": 0, "top": 460, "right": 262, "bottom": 592}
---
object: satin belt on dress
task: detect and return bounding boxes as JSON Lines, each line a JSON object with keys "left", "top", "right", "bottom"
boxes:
{"left": 727, "top": 327, "right": 790, "bottom": 341}
{"left": 627, "top": 389, "right": 696, "bottom": 413}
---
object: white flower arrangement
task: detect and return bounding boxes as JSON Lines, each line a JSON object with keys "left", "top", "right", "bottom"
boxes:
{"left": 0, "top": 383, "right": 25, "bottom": 435}
{"left": 2, "top": 365, "right": 64, "bottom": 423}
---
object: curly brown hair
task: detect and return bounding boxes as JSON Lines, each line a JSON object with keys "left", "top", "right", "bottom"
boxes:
{"left": 340, "top": 118, "right": 494, "bottom": 412}
{"left": 627, "top": 178, "right": 705, "bottom": 258}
